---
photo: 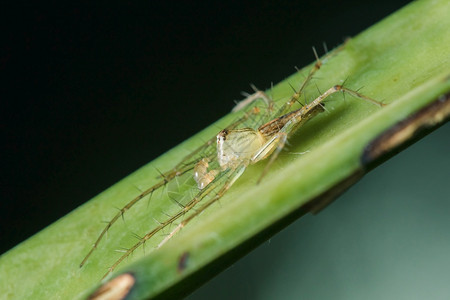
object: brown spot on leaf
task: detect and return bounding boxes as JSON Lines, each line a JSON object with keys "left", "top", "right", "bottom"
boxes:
{"left": 362, "top": 94, "right": 450, "bottom": 169}
{"left": 178, "top": 252, "right": 190, "bottom": 273}
{"left": 88, "top": 273, "right": 135, "bottom": 300}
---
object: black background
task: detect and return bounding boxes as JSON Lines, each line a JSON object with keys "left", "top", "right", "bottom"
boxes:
{"left": 2, "top": 1, "right": 413, "bottom": 260}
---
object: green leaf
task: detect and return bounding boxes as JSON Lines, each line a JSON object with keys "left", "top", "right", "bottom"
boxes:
{"left": 1, "top": 1, "right": 449, "bottom": 299}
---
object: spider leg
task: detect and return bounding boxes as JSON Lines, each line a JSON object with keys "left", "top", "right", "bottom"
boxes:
{"left": 232, "top": 88, "right": 274, "bottom": 113}
{"left": 81, "top": 95, "right": 268, "bottom": 268}
{"left": 256, "top": 132, "right": 288, "bottom": 184}
{"left": 102, "top": 166, "right": 245, "bottom": 279}
{"left": 157, "top": 165, "right": 247, "bottom": 249}
{"left": 274, "top": 44, "right": 345, "bottom": 118}
{"left": 254, "top": 84, "right": 384, "bottom": 184}
{"left": 79, "top": 162, "right": 194, "bottom": 268}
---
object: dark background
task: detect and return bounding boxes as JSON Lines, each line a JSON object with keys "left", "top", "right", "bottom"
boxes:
{"left": 3, "top": 1, "right": 449, "bottom": 299}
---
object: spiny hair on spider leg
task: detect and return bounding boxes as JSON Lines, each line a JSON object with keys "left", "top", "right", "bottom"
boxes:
{"left": 314, "top": 82, "right": 324, "bottom": 96}
{"left": 152, "top": 217, "right": 163, "bottom": 226}
{"left": 322, "top": 41, "right": 329, "bottom": 54}
{"left": 130, "top": 183, "right": 145, "bottom": 193}
{"left": 145, "top": 191, "right": 153, "bottom": 209}
{"left": 141, "top": 241, "right": 147, "bottom": 255}
{"left": 114, "top": 247, "right": 129, "bottom": 253}
{"left": 131, "top": 232, "right": 143, "bottom": 241}
{"left": 168, "top": 195, "right": 187, "bottom": 209}
{"left": 110, "top": 206, "right": 127, "bottom": 222}
{"left": 153, "top": 167, "right": 168, "bottom": 181}
{"left": 160, "top": 210, "right": 173, "bottom": 219}
{"left": 159, "top": 232, "right": 170, "bottom": 238}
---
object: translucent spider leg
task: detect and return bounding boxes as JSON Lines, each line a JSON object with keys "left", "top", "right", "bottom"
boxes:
{"left": 152, "top": 85, "right": 385, "bottom": 260}
{"left": 232, "top": 45, "right": 346, "bottom": 124}
{"left": 157, "top": 165, "right": 247, "bottom": 248}
{"left": 255, "top": 84, "right": 385, "bottom": 183}
{"left": 79, "top": 163, "right": 194, "bottom": 268}
{"left": 273, "top": 44, "right": 346, "bottom": 118}
{"left": 80, "top": 90, "right": 273, "bottom": 268}
{"left": 101, "top": 168, "right": 238, "bottom": 279}
{"left": 232, "top": 85, "right": 274, "bottom": 113}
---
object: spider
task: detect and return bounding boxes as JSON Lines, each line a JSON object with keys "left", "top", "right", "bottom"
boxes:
{"left": 80, "top": 46, "right": 384, "bottom": 280}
